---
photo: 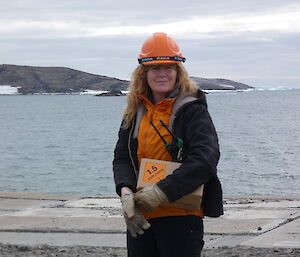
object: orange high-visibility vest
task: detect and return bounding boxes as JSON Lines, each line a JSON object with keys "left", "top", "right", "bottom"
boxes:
{"left": 137, "top": 95, "right": 204, "bottom": 219}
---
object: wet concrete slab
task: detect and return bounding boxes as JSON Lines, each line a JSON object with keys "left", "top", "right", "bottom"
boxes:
{"left": 0, "top": 198, "right": 61, "bottom": 211}
{"left": 204, "top": 217, "right": 276, "bottom": 234}
{"left": 0, "top": 232, "right": 256, "bottom": 249}
{"left": 0, "top": 192, "right": 299, "bottom": 249}
{"left": 242, "top": 218, "right": 300, "bottom": 248}
{"left": 0, "top": 232, "right": 127, "bottom": 247}
{"left": 64, "top": 198, "right": 121, "bottom": 209}
{"left": 10, "top": 207, "right": 121, "bottom": 218}
{"left": 225, "top": 199, "right": 300, "bottom": 209}
{"left": 0, "top": 216, "right": 126, "bottom": 232}
{"left": 0, "top": 192, "right": 79, "bottom": 201}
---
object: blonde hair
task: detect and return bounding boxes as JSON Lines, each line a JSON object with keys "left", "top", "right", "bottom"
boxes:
{"left": 122, "top": 63, "right": 199, "bottom": 128}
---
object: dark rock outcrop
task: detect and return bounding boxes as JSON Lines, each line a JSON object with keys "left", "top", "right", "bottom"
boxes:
{"left": 0, "top": 64, "right": 129, "bottom": 94}
{"left": 191, "top": 77, "right": 253, "bottom": 90}
{"left": 0, "top": 64, "right": 253, "bottom": 94}
{"left": 95, "top": 89, "right": 125, "bottom": 96}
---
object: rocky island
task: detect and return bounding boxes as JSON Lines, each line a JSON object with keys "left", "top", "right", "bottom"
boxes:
{"left": 0, "top": 64, "right": 253, "bottom": 95}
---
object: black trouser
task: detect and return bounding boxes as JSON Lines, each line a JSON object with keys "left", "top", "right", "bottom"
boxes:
{"left": 127, "top": 215, "right": 204, "bottom": 257}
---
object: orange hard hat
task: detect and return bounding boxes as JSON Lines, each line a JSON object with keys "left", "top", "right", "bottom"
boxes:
{"left": 138, "top": 32, "right": 186, "bottom": 65}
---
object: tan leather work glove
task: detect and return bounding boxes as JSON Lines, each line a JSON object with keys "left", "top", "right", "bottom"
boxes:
{"left": 121, "top": 193, "right": 135, "bottom": 218}
{"left": 124, "top": 205, "right": 151, "bottom": 237}
{"left": 121, "top": 192, "right": 151, "bottom": 237}
{"left": 134, "top": 184, "right": 169, "bottom": 212}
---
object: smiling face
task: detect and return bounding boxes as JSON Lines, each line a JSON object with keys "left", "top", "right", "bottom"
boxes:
{"left": 146, "top": 64, "right": 177, "bottom": 103}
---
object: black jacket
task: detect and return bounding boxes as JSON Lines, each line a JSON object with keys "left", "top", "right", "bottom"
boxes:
{"left": 113, "top": 90, "right": 223, "bottom": 217}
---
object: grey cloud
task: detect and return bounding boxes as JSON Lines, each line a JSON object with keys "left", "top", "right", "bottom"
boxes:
{"left": 2, "top": 0, "right": 298, "bottom": 25}
{"left": 1, "top": 0, "right": 300, "bottom": 88}
{"left": 182, "top": 32, "right": 300, "bottom": 87}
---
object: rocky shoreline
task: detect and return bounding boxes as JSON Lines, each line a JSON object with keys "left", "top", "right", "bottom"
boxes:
{"left": 0, "top": 244, "right": 299, "bottom": 257}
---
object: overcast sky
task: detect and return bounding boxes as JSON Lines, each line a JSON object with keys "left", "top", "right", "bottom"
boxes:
{"left": 1, "top": 0, "right": 300, "bottom": 88}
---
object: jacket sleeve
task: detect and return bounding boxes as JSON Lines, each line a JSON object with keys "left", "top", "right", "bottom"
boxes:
{"left": 157, "top": 103, "right": 220, "bottom": 202}
{"left": 113, "top": 122, "right": 137, "bottom": 196}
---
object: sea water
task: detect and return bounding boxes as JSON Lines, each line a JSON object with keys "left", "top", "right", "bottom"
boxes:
{"left": 0, "top": 90, "right": 299, "bottom": 196}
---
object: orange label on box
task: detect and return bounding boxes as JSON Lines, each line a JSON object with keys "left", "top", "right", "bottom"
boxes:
{"left": 143, "top": 162, "right": 167, "bottom": 183}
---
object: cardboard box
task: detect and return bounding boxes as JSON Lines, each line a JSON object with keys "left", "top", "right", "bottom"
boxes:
{"left": 137, "top": 158, "right": 204, "bottom": 210}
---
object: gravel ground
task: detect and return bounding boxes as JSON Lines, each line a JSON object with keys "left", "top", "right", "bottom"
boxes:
{"left": 0, "top": 244, "right": 299, "bottom": 257}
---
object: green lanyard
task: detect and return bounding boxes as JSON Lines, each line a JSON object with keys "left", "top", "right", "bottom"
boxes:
{"left": 149, "top": 120, "right": 183, "bottom": 162}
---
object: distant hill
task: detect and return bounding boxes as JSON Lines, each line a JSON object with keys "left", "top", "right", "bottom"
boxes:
{"left": 0, "top": 64, "right": 253, "bottom": 94}
{"left": 191, "top": 77, "right": 253, "bottom": 91}
{"left": 0, "top": 64, "right": 129, "bottom": 94}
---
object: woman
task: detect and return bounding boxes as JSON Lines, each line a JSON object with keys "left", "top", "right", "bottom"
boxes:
{"left": 113, "top": 32, "right": 223, "bottom": 257}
